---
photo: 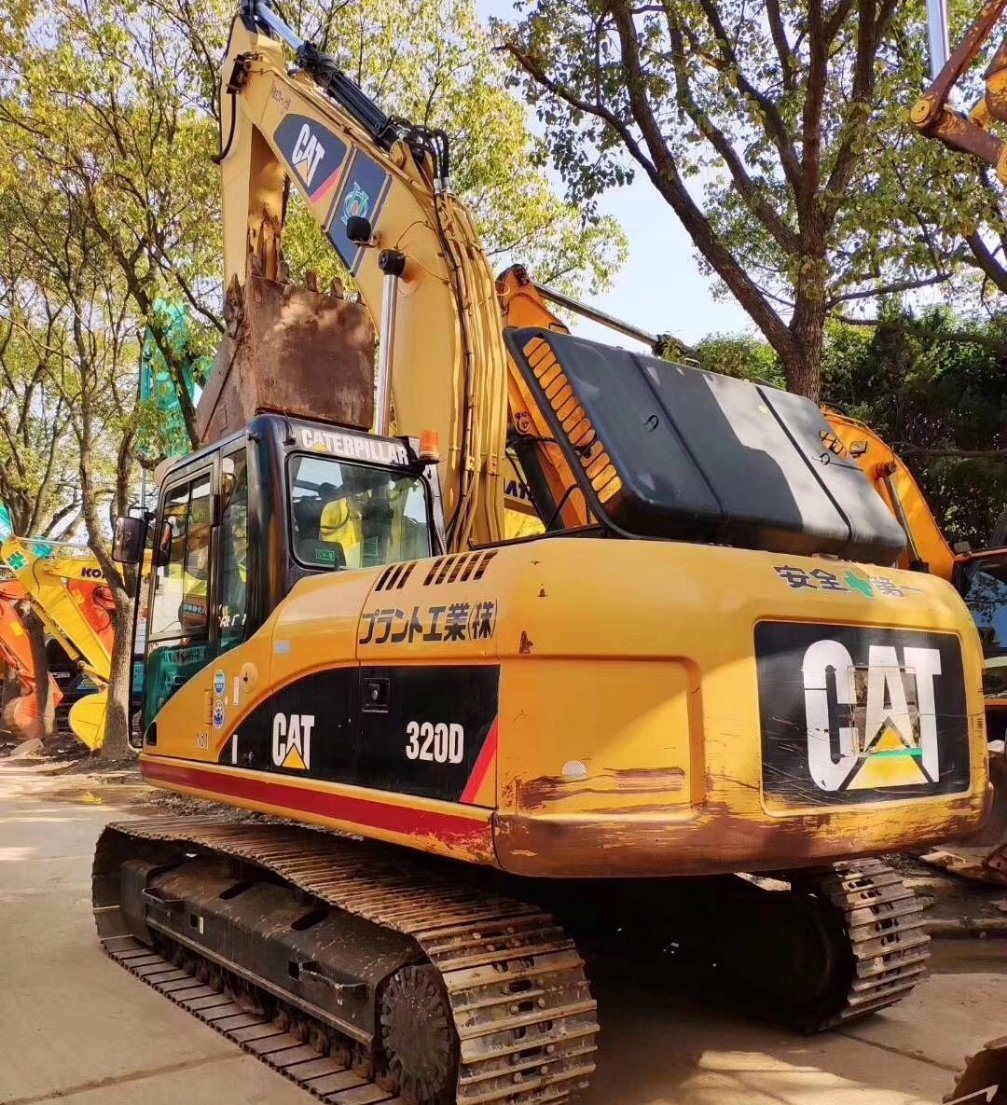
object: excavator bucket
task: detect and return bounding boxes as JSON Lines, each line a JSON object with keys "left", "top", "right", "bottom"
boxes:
{"left": 67, "top": 687, "right": 108, "bottom": 752}
{"left": 196, "top": 274, "right": 376, "bottom": 444}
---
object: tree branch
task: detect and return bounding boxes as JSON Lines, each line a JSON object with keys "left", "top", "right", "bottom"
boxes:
{"left": 963, "top": 230, "right": 1007, "bottom": 293}
{"left": 764, "top": 0, "right": 795, "bottom": 91}
{"left": 827, "top": 270, "right": 952, "bottom": 306}
{"left": 666, "top": 10, "right": 800, "bottom": 255}
{"left": 688, "top": 0, "right": 803, "bottom": 192}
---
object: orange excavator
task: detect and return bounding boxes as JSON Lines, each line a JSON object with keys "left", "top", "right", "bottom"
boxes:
{"left": 91, "top": 5, "right": 990, "bottom": 1104}
{"left": 0, "top": 570, "right": 63, "bottom": 743}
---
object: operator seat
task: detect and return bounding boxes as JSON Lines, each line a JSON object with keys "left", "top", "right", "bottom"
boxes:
{"left": 292, "top": 496, "right": 345, "bottom": 569}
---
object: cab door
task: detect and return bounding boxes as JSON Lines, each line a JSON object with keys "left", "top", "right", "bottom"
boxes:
{"left": 142, "top": 462, "right": 217, "bottom": 734}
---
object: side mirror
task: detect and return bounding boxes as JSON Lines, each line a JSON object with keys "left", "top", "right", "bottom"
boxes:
{"left": 112, "top": 516, "right": 146, "bottom": 565}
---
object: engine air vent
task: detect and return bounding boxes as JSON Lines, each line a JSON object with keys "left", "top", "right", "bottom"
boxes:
{"left": 374, "top": 561, "right": 417, "bottom": 591}
{"left": 523, "top": 336, "right": 622, "bottom": 505}
{"left": 423, "top": 550, "right": 497, "bottom": 586}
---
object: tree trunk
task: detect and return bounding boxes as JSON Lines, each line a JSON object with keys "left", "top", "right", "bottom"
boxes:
{"left": 21, "top": 604, "right": 56, "bottom": 745}
{"left": 785, "top": 294, "right": 826, "bottom": 400}
{"left": 100, "top": 586, "right": 135, "bottom": 761}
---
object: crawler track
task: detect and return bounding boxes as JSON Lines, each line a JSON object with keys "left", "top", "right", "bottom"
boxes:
{"left": 94, "top": 818, "right": 597, "bottom": 1105}
{"left": 803, "top": 857, "right": 931, "bottom": 1028}
{"left": 106, "top": 935, "right": 407, "bottom": 1104}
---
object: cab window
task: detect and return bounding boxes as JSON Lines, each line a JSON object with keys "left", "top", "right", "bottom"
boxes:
{"left": 148, "top": 473, "right": 213, "bottom": 642}
{"left": 288, "top": 454, "right": 431, "bottom": 570}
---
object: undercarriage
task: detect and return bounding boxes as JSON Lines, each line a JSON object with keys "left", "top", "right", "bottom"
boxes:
{"left": 94, "top": 818, "right": 930, "bottom": 1105}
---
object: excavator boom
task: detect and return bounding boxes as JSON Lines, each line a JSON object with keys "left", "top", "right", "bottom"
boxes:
{"left": 214, "top": 2, "right": 507, "bottom": 550}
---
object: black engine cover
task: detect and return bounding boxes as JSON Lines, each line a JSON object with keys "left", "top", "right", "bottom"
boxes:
{"left": 506, "top": 328, "right": 906, "bottom": 564}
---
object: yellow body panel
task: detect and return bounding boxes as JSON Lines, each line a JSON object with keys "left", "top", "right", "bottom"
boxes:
{"left": 142, "top": 537, "right": 989, "bottom": 878}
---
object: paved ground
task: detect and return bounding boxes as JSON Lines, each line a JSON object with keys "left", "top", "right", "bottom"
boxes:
{"left": 1, "top": 762, "right": 1006, "bottom": 1105}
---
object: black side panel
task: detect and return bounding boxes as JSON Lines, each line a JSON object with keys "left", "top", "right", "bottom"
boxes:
{"left": 357, "top": 665, "right": 499, "bottom": 801}
{"left": 222, "top": 667, "right": 358, "bottom": 779}
{"left": 218, "top": 664, "right": 499, "bottom": 804}
{"left": 505, "top": 328, "right": 906, "bottom": 563}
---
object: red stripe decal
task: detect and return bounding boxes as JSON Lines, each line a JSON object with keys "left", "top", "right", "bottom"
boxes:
{"left": 309, "top": 166, "right": 342, "bottom": 203}
{"left": 142, "top": 760, "right": 490, "bottom": 848}
{"left": 461, "top": 718, "right": 498, "bottom": 805}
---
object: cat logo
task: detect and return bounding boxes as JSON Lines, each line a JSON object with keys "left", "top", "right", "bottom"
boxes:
{"left": 291, "top": 124, "right": 325, "bottom": 188}
{"left": 272, "top": 712, "right": 315, "bottom": 771}
{"left": 802, "top": 641, "right": 941, "bottom": 791}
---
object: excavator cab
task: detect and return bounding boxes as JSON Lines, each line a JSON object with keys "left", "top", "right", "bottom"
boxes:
{"left": 131, "top": 413, "right": 443, "bottom": 733}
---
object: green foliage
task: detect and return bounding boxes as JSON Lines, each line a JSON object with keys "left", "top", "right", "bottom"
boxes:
{"left": 691, "top": 334, "right": 786, "bottom": 389}
{"left": 0, "top": 283, "right": 81, "bottom": 537}
{"left": 822, "top": 310, "right": 1007, "bottom": 548}
{"left": 498, "top": 0, "right": 1007, "bottom": 396}
{"left": 676, "top": 308, "right": 1007, "bottom": 549}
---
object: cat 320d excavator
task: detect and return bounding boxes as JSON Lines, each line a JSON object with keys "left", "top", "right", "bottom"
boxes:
{"left": 96, "top": 5, "right": 990, "bottom": 1103}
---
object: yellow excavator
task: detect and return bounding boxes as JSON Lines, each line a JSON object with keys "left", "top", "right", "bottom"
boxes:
{"left": 95, "top": 5, "right": 989, "bottom": 1103}
{"left": 909, "top": 2, "right": 1007, "bottom": 1096}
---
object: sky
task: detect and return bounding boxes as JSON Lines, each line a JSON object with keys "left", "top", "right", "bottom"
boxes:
{"left": 472, "top": 0, "right": 753, "bottom": 350}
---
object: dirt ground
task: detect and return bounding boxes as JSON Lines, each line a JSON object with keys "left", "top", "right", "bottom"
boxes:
{"left": 1, "top": 751, "right": 1006, "bottom": 1105}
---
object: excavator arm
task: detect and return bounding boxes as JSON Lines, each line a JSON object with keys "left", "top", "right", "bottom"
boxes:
{"left": 217, "top": 3, "right": 648, "bottom": 549}
{"left": 217, "top": 3, "right": 509, "bottom": 550}
{"left": 911, "top": 0, "right": 1007, "bottom": 180}
{"left": 0, "top": 574, "right": 64, "bottom": 743}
